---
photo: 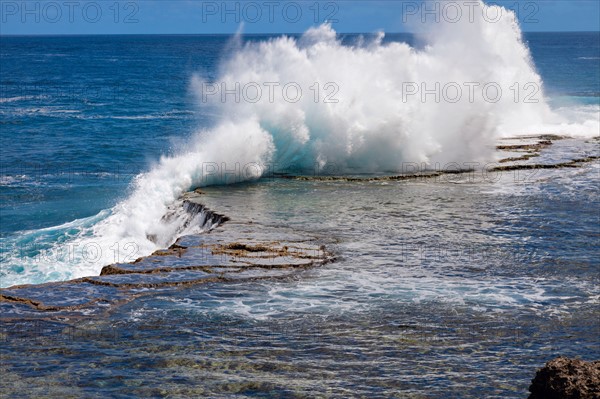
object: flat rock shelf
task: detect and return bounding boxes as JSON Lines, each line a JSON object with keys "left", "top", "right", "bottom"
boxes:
{"left": 2, "top": 135, "right": 599, "bottom": 320}
{"left": 2, "top": 135, "right": 598, "bottom": 320}
{"left": 0, "top": 193, "right": 334, "bottom": 320}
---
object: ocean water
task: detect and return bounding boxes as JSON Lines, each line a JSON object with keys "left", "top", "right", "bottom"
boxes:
{"left": 1, "top": 10, "right": 599, "bottom": 398}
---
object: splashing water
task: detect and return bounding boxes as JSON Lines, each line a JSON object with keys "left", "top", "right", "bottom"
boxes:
{"left": 1, "top": 1, "right": 598, "bottom": 286}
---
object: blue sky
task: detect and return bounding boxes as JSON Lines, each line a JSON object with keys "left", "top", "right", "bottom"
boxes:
{"left": 1, "top": 1, "right": 599, "bottom": 35}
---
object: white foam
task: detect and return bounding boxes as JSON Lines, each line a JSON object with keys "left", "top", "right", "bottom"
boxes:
{"left": 0, "top": 95, "right": 48, "bottom": 104}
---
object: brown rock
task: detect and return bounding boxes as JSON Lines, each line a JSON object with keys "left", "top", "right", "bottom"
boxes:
{"left": 529, "top": 356, "right": 600, "bottom": 399}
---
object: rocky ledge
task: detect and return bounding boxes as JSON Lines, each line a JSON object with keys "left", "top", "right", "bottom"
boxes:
{"left": 0, "top": 192, "right": 334, "bottom": 319}
{"left": 276, "top": 135, "right": 599, "bottom": 181}
{"left": 1, "top": 135, "right": 597, "bottom": 320}
{"left": 529, "top": 357, "right": 600, "bottom": 399}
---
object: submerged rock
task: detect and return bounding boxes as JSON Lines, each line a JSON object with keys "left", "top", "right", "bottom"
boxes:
{"left": 528, "top": 357, "right": 600, "bottom": 399}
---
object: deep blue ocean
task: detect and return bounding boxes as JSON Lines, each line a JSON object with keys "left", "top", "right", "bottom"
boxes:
{"left": 0, "top": 31, "right": 599, "bottom": 398}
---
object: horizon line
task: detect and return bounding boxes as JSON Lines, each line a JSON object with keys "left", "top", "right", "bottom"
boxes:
{"left": 2, "top": 30, "right": 599, "bottom": 37}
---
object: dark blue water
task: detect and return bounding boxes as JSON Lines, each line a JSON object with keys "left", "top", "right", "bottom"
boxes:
{"left": 0, "top": 35, "right": 225, "bottom": 234}
{"left": 525, "top": 32, "right": 600, "bottom": 100}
